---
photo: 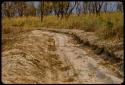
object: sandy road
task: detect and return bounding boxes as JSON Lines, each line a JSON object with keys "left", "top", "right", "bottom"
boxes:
{"left": 41, "top": 31, "right": 123, "bottom": 84}
{"left": 2, "top": 30, "right": 123, "bottom": 84}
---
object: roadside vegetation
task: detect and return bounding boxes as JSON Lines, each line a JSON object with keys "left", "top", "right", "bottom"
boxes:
{"left": 2, "top": 12, "right": 123, "bottom": 41}
{"left": 2, "top": 1, "right": 123, "bottom": 42}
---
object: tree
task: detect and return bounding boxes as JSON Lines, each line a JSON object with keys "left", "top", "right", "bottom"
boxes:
{"left": 40, "top": 1, "right": 44, "bottom": 22}
{"left": 117, "top": 2, "right": 123, "bottom": 12}
{"left": 76, "top": 1, "right": 82, "bottom": 16}
{"left": 2, "top": 2, "right": 15, "bottom": 17}
{"left": 93, "top": 2, "right": 104, "bottom": 15}
{"left": 83, "top": 2, "right": 89, "bottom": 14}
{"left": 65, "top": 2, "right": 77, "bottom": 18}
{"left": 103, "top": 2, "right": 108, "bottom": 13}
{"left": 52, "top": 1, "right": 77, "bottom": 19}
{"left": 27, "top": 2, "right": 36, "bottom": 16}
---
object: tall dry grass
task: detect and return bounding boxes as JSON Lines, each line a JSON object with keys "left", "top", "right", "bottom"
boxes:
{"left": 2, "top": 12, "right": 123, "bottom": 41}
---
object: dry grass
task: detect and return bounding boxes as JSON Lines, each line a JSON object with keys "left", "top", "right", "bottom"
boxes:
{"left": 2, "top": 12, "right": 123, "bottom": 41}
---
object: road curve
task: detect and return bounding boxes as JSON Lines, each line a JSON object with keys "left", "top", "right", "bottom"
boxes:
{"left": 2, "top": 30, "right": 123, "bottom": 84}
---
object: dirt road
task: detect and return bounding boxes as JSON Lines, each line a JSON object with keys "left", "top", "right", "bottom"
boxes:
{"left": 2, "top": 30, "right": 123, "bottom": 84}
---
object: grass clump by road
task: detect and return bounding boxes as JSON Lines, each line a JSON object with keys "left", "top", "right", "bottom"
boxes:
{"left": 2, "top": 12, "right": 123, "bottom": 41}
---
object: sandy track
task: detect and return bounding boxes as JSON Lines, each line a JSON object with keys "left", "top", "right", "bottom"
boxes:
{"left": 2, "top": 30, "right": 123, "bottom": 84}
